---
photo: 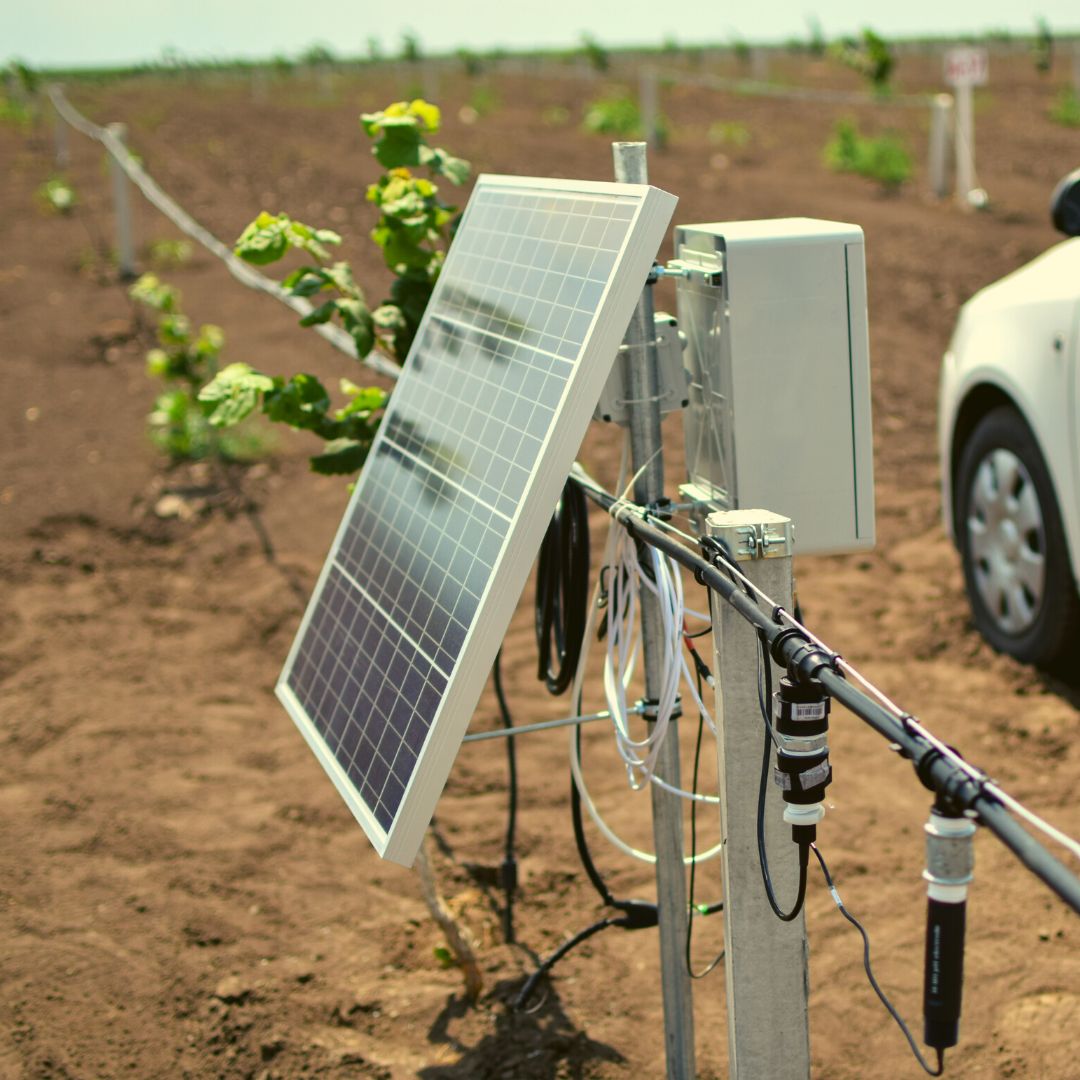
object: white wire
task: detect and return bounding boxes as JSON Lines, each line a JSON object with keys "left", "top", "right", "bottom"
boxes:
{"left": 566, "top": 439, "right": 723, "bottom": 861}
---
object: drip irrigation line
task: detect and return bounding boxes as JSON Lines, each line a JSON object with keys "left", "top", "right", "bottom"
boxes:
{"left": 46, "top": 84, "right": 400, "bottom": 382}
{"left": 569, "top": 467, "right": 1080, "bottom": 915}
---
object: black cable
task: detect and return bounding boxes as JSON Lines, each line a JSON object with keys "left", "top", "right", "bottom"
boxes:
{"left": 811, "top": 844, "right": 945, "bottom": 1077}
{"left": 492, "top": 649, "right": 517, "bottom": 945}
{"left": 514, "top": 916, "right": 619, "bottom": 1010}
{"left": 512, "top": 737, "right": 658, "bottom": 1011}
{"left": 753, "top": 627, "right": 809, "bottom": 922}
{"left": 535, "top": 478, "right": 590, "bottom": 695}
{"left": 687, "top": 666, "right": 724, "bottom": 978}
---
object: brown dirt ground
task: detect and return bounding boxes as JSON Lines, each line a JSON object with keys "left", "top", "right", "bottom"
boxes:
{"left": 2, "top": 48, "right": 1080, "bottom": 1080}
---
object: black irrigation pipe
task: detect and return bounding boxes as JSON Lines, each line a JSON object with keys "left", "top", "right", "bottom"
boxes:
{"left": 572, "top": 476, "right": 1080, "bottom": 915}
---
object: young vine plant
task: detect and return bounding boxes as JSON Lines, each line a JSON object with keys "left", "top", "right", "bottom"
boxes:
{"left": 198, "top": 99, "right": 470, "bottom": 476}
{"left": 130, "top": 273, "right": 229, "bottom": 460}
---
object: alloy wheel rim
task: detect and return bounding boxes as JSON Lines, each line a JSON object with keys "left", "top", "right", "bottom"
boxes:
{"left": 966, "top": 447, "right": 1046, "bottom": 636}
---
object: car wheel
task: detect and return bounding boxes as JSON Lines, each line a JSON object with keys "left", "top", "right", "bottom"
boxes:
{"left": 956, "top": 406, "right": 1080, "bottom": 669}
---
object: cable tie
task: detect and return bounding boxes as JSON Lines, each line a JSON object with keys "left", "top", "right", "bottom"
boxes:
{"left": 644, "top": 497, "right": 674, "bottom": 523}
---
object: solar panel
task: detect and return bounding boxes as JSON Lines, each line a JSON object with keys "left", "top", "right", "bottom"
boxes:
{"left": 276, "top": 175, "right": 677, "bottom": 865}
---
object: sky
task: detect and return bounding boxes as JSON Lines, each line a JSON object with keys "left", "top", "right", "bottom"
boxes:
{"left": 3, "top": 0, "right": 1078, "bottom": 69}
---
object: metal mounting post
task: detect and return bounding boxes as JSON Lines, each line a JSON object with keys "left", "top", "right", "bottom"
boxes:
{"left": 105, "top": 122, "right": 137, "bottom": 279}
{"left": 707, "top": 509, "right": 810, "bottom": 1080}
{"left": 612, "top": 140, "right": 696, "bottom": 1080}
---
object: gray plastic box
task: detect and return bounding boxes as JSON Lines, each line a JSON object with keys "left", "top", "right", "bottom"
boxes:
{"left": 674, "top": 218, "right": 875, "bottom": 555}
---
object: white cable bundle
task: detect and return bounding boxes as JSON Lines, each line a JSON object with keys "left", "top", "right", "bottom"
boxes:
{"left": 603, "top": 525, "right": 684, "bottom": 788}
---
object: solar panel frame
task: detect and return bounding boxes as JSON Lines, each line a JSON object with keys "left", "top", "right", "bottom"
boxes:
{"left": 276, "top": 174, "right": 677, "bottom": 865}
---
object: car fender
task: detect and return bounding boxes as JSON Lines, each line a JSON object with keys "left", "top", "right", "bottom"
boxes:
{"left": 942, "top": 321, "right": 1080, "bottom": 583}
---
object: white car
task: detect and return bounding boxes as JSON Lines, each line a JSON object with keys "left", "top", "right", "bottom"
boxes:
{"left": 939, "top": 168, "right": 1080, "bottom": 669}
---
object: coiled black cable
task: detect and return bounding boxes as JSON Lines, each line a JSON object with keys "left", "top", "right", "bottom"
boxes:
{"left": 535, "top": 478, "right": 590, "bottom": 695}
{"left": 755, "top": 628, "right": 809, "bottom": 921}
{"left": 492, "top": 650, "right": 518, "bottom": 944}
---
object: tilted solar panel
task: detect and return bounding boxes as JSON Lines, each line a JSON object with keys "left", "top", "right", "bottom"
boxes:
{"left": 277, "top": 174, "right": 677, "bottom": 864}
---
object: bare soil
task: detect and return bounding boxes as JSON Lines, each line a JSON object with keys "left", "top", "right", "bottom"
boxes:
{"left": 2, "top": 48, "right": 1079, "bottom": 1079}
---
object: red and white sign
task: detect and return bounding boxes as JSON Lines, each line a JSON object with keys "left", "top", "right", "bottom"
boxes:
{"left": 945, "top": 47, "right": 989, "bottom": 88}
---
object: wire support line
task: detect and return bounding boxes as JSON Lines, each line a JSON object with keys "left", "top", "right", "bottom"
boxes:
{"left": 658, "top": 69, "right": 935, "bottom": 109}
{"left": 568, "top": 463, "right": 1080, "bottom": 914}
{"left": 46, "top": 84, "right": 400, "bottom": 382}
{"left": 462, "top": 707, "right": 630, "bottom": 742}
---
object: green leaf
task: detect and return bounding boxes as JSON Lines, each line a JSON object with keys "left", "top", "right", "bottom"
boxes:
{"left": 372, "top": 125, "right": 424, "bottom": 170}
{"left": 235, "top": 212, "right": 341, "bottom": 265}
{"left": 336, "top": 381, "right": 388, "bottom": 419}
{"left": 423, "top": 148, "right": 470, "bottom": 185}
{"left": 234, "top": 211, "right": 291, "bottom": 265}
{"left": 322, "top": 261, "right": 361, "bottom": 298}
{"left": 130, "top": 272, "right": 179, "bottom": 313}
{"left": 298, "top": 300, "right": 337, "bottom": 327}
{"left": 198, "top": 362, "right": 276, "bottom": 428}
{"left": 334, "top": 298, "right": 375, "bottom": 357}
{"left": 309, "top": 437, "right": 371, "bottom": 475}
{"left": 371, "top": 303, "right": 407, "bottom": 332}
{"left": 265, "top": 373, "right": 332, "bottom": 431}
{"left": 283, "top": 266, "right": 331, "bottom": 297}
{"left": 157, "top": 313, "right": 192, "bottom": 346}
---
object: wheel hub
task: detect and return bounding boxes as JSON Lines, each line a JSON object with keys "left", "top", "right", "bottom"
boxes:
{"left": 965, "top": 448, "right": 1046, "bottom": 636}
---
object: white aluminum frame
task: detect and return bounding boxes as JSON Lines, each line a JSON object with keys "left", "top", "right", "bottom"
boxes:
{"left": 277, "top": 174, "right": 677, "bottom": 865}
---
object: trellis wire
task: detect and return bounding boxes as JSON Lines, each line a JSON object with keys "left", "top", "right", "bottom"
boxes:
{"left": 46, "top": 84, "right": 400, "bottom": 382}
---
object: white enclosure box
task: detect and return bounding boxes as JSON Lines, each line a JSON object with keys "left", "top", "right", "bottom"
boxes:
{"left": 674, "top": 218, "right": 875, "bottom": 555}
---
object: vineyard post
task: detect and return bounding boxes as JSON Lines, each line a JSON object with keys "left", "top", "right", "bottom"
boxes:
{"left": 612, "top": 139, "right": 696, "bottom": 1080}
{"left": 954, "top": 81, "right": 976, "bottom": 209}
{"left": 250, "top": 67, "right": 268, "bottom": 104}
{"left": 105, "top": 122, "right": 137, "bottom": 279}
{"left": 422, "top": 64, "right": 440, "bottom": 110}
{"left": 928, "top": 93, "right": 954, "bottom": 198}
{"left": 707, "top": 510, "right": 811, "bottom": 1080}
{"left": 751, "top": 47, "right": 769, "bottom": 82}
{"left": 639, "top": 67, "right": 660, "bottom": 150}
{"left": 52, "top": 96, "right": 69, "bottom": 168}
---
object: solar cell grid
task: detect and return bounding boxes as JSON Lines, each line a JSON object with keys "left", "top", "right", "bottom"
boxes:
{"left": 277, "top": 175, "right": 676, "bottom": 864}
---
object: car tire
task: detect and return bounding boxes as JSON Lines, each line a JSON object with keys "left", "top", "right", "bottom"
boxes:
{"left": 956, "top": 406, "right": 1080, "bottom": 670}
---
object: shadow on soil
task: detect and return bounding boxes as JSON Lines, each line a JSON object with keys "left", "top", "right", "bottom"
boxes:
{"left": 420, "top": 978, "right": 624, "bottom": 1079}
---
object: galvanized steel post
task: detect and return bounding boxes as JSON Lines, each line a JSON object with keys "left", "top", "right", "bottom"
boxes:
{"left": 707, "top": 509, "right": 810, "bottom": 1080}
{"left": 612, "top": 140, "right": 696, "bottom": 1080}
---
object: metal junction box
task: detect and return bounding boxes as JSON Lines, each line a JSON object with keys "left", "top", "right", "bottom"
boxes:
{"left": 674, "top": 218, "right": 875, "bottom": 555}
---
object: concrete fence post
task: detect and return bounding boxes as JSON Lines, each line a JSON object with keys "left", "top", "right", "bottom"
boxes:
{"left": 928, "top": 93, "right": 954, "bottom": 199}
{"left": 105, "top": 122, "right": 137, "bottom": 279}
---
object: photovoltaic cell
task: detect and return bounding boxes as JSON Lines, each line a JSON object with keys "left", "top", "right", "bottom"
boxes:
{"left": 277, "top": 175, "right": 676, "bottom": 864}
